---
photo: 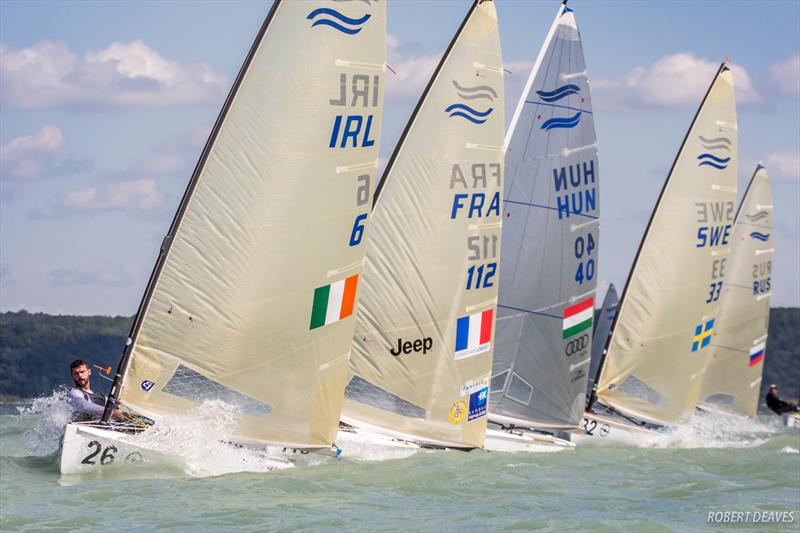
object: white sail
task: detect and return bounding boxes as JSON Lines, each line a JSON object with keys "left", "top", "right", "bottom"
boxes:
{"left": 489, "top": 2, "right": 599, "bottom": 431}
{"left": 341, "top": 0, "right": 504, "bottom": 448}
{"left": 699, "top": 165, "right": 772, "bottom": 418}
{"left": 109, "top": 0, "right": 387, "bottom": 449}
{"left": 592, "top": 65, "right": 738, "bottom": 426}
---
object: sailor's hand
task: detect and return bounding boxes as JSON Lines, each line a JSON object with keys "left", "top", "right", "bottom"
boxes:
{"left": 112, "top": 409, "right": 126, "bottom": 421}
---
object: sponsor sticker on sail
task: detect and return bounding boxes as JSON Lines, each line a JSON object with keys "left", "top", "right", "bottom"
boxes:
{"left": 749, "top": 342, "right": 765, "bottom": 367}
{"left": 309, "top": 275, "right": 358, "bottom": 330}
{"left": 460, "top": 375, "right": 490, "bottom": 422}
{"left": 454, "top": 308, "right": 493, "bottom": 360}
{"left": 563, "top": 296, "right": 593, "bottom": 339}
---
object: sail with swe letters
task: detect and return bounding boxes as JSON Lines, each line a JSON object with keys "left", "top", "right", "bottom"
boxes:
{"left": 342, "top": 0, "right": 504, "bottom": 448}
{"left": 489, "top": 2, "right": 599, "bottom": 430}
{"left": 593, "top": 64, "right": 738, "bottom": 426}
{"left": 107, "top": 0, "right": 387, "bottom": 448}
{"left": 698, "top": 165, "right": 773, "bottom": 418}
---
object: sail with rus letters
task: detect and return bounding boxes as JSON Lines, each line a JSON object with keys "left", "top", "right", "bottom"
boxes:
{"left": 340, "top": 0, "right": 504, "bottom": 449}
{"left": 58, "top": 0, "right": 388, "bottom": 475}
{"left": 698, "top": 165, "right": 773, "bottom": 418}
{"left": 489, "top": 1, "right": 599, "bottom": 432}
{"left": 587, "top": 64, "right": 738, "bottom": 428}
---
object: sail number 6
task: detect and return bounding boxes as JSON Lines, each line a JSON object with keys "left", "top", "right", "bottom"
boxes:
{"left": 81, "top": 440, "right": 117, "bottom": 465}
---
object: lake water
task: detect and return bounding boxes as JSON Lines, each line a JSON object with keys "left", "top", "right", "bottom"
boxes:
{"left": 1, "top": 394, "right": 798, "bottom": 531}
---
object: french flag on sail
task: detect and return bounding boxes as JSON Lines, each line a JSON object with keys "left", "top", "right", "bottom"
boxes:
{"left": 749, "top": 343, "right": 765, "bottom": 367}
{"left": 454, "top": 308, "right": 493, "bottom": 360}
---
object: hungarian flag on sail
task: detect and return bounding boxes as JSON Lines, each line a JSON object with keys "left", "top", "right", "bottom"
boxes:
{"left": 455, "top": 308, "right": 493, "bottom": 360}
{"left": 309, "top": 274, "right": 358, "bottom": 330}
{"left": 563, "top": 296, "right": 594, "bottom": 339}
{"left": 749, "top": 342, "right": 765, "bottom": 367}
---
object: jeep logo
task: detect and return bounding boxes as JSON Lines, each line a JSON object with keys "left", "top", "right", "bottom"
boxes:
{"left": 390, "top": 337, "right": 433, "bottom": 356}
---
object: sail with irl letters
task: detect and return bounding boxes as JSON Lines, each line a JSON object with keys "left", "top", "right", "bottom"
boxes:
{"left": 489, "top": 2, "right": 599, "bottom": 431}
{"left": 103, "top": 0, "right": 387, "bottom": 449}
{"left": 341, "top": 0, "right": 504, "bottom": 448}
{"left": 698, "top": 165, "right": 773, "bottom": 418}
{"left": 589, "top": 64, "right": 738, "bottom": 426}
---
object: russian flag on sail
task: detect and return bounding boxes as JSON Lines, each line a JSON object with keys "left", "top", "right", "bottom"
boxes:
{"left": 454, "top": 308, "right": 493, "bottom": 360}
{"left": 309, "top": 274, "right": 358, "bottom": 330}
{"left": 563, "top": 296, "right": 594, "bottom": 339}
{"left": 749, "top": 343, "right": 765, "bottom": 367}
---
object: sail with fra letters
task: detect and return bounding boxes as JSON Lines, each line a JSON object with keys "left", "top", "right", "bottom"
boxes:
{"left": 107, "top": 0, "right": 387, "bottom": 449}
{"left": 341, "top": 0, "right": 504, "bottom": 448}
{"left": 699, "top": 166, "right": 773, "bottom": 418}
{"left": 591, "top": 64, "right": 738, "bottom": 426}
{"left": 489, "top": 2, "right": 599, "bottom": 430}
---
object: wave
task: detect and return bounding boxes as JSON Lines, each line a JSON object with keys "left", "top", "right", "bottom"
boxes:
{"left": 536, "top": 84, "right": 580, "bottom": 102}
{"left": 453, "top": 81, "right": 497, "bottom": 102}
{"left": 697, "top": 152, "right": 730, "bottom": 170}
{"left": 749, "top": 232, "right": 770, "bottom": 241}
{"left": 541, "top": 112, "right": 581, "bottom": 131}
{"left": 307, "top": 8, "right": 371, "bottom": 34}
{"left": 745, "top": 210, "right": 769, "bottom": 222}
{"left": 699, "top": 135, "right": 731, "bottom": 147}
{"left": 445, "top": 103, "right": 493, "bottom": 124}
{"left": 697, "top": 153, "right": 731, "bottom": 164}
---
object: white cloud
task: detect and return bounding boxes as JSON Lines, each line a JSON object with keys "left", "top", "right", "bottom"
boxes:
{"left": 0, "top": 40, "right": 227, "bottom": 109}
{"left": 592, "top": 53, "right": 759, "bottom": 111}
{"left": 770, "top": 54, "right": 800, "bottom": 96}
{"left": 385, "top": 34, "right": 440, "bottom": 102}
{"left": 0, "top": 125, "right": 65, "bottom": 180}
{"left": 765, "top": 150, "right": 800, "bottom": 181}
{"left": 49, "top": 262, "right": 133, "bottom": 288}
{"left": 60, "top": 178, "right": 162, "bottom": 211}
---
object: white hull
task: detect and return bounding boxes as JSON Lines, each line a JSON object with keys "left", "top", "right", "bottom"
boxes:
{"left": 59, "top": 422, "right": 293, "bottom": 475}
{"left": 571, "top": 411, "right": 662, "bottom": 444}
{"left": 483, "top": 428, "right": 573, "bottom": 453}
{"left": 336, "top": 426, "right": 422, "bottom": 461}
{"left": 784, "top": 413, "right": 800, "bottom": 429}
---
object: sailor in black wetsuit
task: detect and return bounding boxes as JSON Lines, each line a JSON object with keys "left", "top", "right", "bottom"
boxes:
{"left": 765, "top": 384, "right": 798, "bottom": 415}
{"left": 67, "top": 359, "right": 123, "bottom": 422}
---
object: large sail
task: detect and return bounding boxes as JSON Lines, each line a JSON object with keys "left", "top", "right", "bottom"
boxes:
{"left": 488, "top": 3, "right": 598, "bottom": 430}
{"left": 341, "top": 0, "right": 504, "bottom": 448}
{"left": 592, "top": 65, "right": 738, "bottom": 426}
{"left": 587, "top": 284, "right": 618, "bottom": 397}
{"left": 699, "top": 166, "right": 772, "bottom": 418}
{"left": 108, "top": 0, "right": 387, "bottom": 448}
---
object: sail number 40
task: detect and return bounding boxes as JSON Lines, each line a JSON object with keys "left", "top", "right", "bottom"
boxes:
{"left": 574, "top": 233, "right": 596, "bottom": 285}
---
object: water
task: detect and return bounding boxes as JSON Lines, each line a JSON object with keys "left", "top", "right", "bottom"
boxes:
{"left": 1, "top": 397, "right": 799, "bottom": 532}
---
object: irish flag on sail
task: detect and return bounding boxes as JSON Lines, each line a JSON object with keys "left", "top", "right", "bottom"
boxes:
{"left": 309, "top": 274, "right": 358, "bottom": 330}
{"left": 563, "top": 296, "right": 594, "bottom": 339}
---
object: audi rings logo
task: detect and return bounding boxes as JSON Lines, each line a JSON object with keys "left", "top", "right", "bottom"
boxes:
{"left": 565, "top": 334, "right": 589, "bottom": 356}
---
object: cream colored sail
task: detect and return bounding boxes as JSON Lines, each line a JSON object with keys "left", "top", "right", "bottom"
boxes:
{"left": 593, "top": 65, "right": 737, "bottom": 426}
{"left": 699, "top": 165, "right": 772, "bottom": 418}
{"left": 341, "top": 0, "right": 504, "bottom": 448}
{"left": 110, "top": 0, "right": 386, "bottom": 448}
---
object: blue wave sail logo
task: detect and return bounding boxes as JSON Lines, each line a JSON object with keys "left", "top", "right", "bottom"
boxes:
{"left": 541, "top": 112, "right": 581, "bottom": 131}
{"left": 744, "top": 210, "right": 769, "bottom": 222}
{"left": 307, "top": 6, "right": 371, "bottom": 35}
{"left": 697, "top": 136, "right": 732, "bottom": 170}
{"left": 444, "top": 81, "right": 497, "bottom": 124}
{"left": 535, "top": 84, "right": 580, "bottom": 103}
{"left": 749, "top": 232, "right": 770, "bottom": 242}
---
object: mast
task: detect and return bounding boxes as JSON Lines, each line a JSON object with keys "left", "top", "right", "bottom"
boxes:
{"left": 102, "top": 1, "right": 283, "bottom": 422}
{"left": 587, "top": 62, "right": 734, "bottom": 417}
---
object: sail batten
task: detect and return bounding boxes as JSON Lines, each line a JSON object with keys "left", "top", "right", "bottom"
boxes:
{"left": 112, "top": 0, "right": 387, "bottom": 448}
{"left": 489, "top": 3, "right": 598, "bottom": 430}
{"left": 698, "top": 166, "right": 772, "bottom": 418}
{"left": 592, "top": 64, "right": 738, "bottom": 425}
{"left": 343, "top": 0, "right": 504, "bottom": 448}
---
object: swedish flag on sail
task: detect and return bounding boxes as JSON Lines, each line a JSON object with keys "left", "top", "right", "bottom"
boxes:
{"left": 691, "top": 319, "right": 714, "bottom": 352}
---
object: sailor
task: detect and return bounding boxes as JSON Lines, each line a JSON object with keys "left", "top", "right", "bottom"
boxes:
{"left": 765, "top": 384, "right": 798, "bottom": 415}
{"left": 67, "top": 359, "right": 123, "bottom": 422}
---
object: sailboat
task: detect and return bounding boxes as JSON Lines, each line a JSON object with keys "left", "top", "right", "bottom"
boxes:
{"left": 59, "top": 0, "right": 387, "bottom": 474}
{"left": 697, "top": 165, "right": 773, "bottom": 419}
{"left": 338, "top": 0, "right": 504, "bottom": 452}
{"left": 483, "top": 1, "right": 597, "bottom": 452}
{"left": 581, "top": 63, "right": 738, "bottom": 440}
{"left": 587, "top": 284, "right": 618, "bottom": 398}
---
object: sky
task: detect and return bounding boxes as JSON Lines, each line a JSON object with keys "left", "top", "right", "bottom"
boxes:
{"left": 1, "top": 0, "right": 798, "bottom": 316}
